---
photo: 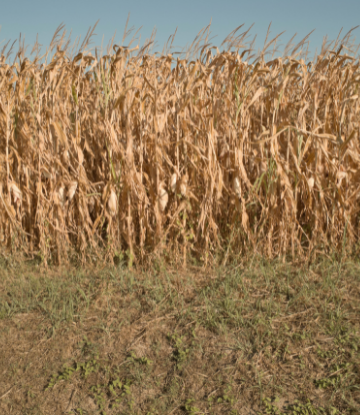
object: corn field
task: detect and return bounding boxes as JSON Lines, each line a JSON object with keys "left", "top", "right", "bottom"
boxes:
{"left": 0, "top": 24, "right": 360, "bottom": 266}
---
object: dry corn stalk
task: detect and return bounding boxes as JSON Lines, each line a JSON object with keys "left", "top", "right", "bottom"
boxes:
{"left": 0, "top": 23, "right": 359, "bottom": 265}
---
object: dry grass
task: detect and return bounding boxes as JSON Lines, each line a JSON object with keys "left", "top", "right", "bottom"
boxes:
{"left": 0, "top": 23, "right": 360, "bottom": 266}
{"left": 0, "top": 258, "right": 359, "bottom": 414}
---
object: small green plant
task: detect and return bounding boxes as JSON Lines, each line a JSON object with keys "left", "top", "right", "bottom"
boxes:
{"left": 46, "top": 364, "right": 78, "bottom": 390}
{"left": 217, "top": 384, "right": 235, "bottom": 405}
{"left": 128, "top": 351, "right": 152, "bottom": 366}
{"left": 286, "top": 399, "right": 333, "bottom": 415}
{"left": 168, "top": 333, "right": 191, "bottom": 370}
{"left": 314, "top": 363, "right": 351, "bottom": 391}
{"left": 183, "top": 398, "right": 201, "bottom": 414}
{"left": 77, "top": 356, "right": 100, "bottom": 380}
{"left": 90, "top": 383, "right": 107, "bottom": 413}
{"left": 259, "top": 397, "right": 285, "bottom": 415}
{"left": 90, "top": 378, "right": 132, "bottom": 414}
{"left": 316, "top": 347, "right": 336, "bottom": 359}
{"left": 79, "top": 336, "right": 99, "bottom": 357}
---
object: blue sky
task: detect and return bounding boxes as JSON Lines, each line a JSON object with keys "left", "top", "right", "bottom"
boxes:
{"left": 1, "top": 0, "right": 359, "bottom": 62}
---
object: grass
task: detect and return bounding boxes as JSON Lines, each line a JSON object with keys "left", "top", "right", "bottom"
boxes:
{"left": 0, "top": 255, "right": 359, "bottom": 414}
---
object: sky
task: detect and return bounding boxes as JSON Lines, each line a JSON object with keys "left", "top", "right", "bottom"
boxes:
{"left": 1, "top": 0, "right": 360, "bottom": 63}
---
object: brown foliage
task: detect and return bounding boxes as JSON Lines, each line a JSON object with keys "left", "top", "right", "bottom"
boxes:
{"left": 0, "top": 28, "right": 360, "bottom": 265}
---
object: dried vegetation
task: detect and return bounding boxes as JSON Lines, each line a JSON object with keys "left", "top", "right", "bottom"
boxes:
{"left": 0, "top": 259, "right": 359, "bottom": 414}
{"left": 0, "top": 22, "right": 360, "bottom": 266}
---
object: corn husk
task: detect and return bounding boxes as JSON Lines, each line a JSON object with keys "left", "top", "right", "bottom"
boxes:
{"left": 180, "top": 174, "right": 188, "bottom": 197}
{"left": 307, "top": 177, "right": 314, "bottom": 190}
{"left": 10, "top": 183, "right": 22, "bottom": 205}
{"left": 58, "top": 185, "right": 65, "bottom": 207}
{"left": 233, "top": 176, "right": 241, "bottom": 198}
{"left": 159, "top": 184, "right": 168, "bottom": 212}
{"left": 88, "top": 196, "right": 95, "bottom": 214}
{"left": 108, "top": 188, "right": 117, "bottom": 217}
{"left": 170, "top": 173, "right": 177, "bottom": 193}
{"left": 67, "top": 181, "right": 78, "bottom": 202}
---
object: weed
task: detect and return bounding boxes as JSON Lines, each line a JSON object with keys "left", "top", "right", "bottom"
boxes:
{"left": 168, "top": 333, "right": 191, "bottom": 370}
